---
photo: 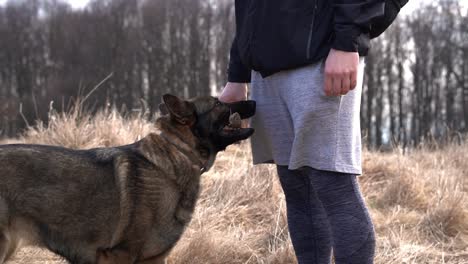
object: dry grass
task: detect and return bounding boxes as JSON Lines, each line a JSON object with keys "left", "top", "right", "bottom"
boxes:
{"left": 2, "top": 108, "right": 468, "bottom": 264}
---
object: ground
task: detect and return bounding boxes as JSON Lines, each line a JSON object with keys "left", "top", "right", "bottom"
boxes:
{"left": 3, "top": 108, "right": 468, "bottom": 263}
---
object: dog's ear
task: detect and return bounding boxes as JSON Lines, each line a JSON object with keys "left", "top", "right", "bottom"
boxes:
{"left": 159, "top": 103, "right": 169, "bottom": 115}
{"left": 162, "top": 94, "right": 196, "bottom": 126}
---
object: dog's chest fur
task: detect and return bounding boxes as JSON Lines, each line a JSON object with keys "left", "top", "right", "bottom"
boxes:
{"left": 140, "top": 170, "right": 201, "bottom": 258}
{"left": 113, "top": 131, "right": 205, "bottom": 258}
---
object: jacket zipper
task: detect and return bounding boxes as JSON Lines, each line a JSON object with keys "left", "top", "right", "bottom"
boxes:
{"left": 306, "top": 0, "right": 318, "bottom": 60}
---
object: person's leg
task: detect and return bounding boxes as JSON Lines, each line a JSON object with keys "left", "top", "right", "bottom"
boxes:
{"left": 277, "top": 166, "right": 332, "bottom": 264}
{"left": 302, "top": 167, "right": 376, "bottom": 264}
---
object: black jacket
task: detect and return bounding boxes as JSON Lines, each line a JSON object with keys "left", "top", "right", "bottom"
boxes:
{"left": 228, "top": 0, "right": 386, "bottom": 82}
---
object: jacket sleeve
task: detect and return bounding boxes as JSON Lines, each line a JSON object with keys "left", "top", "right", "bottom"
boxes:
{"left": 227, "top": 0, "right": 251, "bottom": 83}
{"left": 332, "top": 0, "right": 385, "bottom": 52}
{"left": 227, "top": 36, "right": 251, "bottom": 83}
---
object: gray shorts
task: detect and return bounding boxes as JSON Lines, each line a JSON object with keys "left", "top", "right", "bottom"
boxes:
{"left": 249, "top": 59, "right": 365, "bottom": 175}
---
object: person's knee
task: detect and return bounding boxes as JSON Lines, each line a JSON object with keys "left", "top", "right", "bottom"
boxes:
{"left": 276, "top": 166, "right": 308, "bottom": 195}
{"left": 299, "top": 167, "right": 376, "bottom": 263}
{"left": 331, "top": 212, "right": 375, "bottom": 259}
{"left": 335, "top": 228, "right": 375, "bottom": 264}
{"left": 300, "top": 167, "right": 357, "bottom": 209}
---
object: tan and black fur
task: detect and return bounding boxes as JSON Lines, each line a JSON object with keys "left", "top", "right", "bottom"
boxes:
{"left": 0, "top": 95, "right": 256, "bottom": 264}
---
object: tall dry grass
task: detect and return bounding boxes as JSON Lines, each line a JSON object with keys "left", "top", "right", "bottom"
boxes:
{"left": 2, "top": 108, "right": 468, "bottom": 264}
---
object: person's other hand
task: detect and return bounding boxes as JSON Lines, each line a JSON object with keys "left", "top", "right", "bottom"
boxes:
{"left": 324, "top": 49, "right": 359, "bottom": 97}
{"left": 219, "top": 82, "right": 248, "bottom": 103}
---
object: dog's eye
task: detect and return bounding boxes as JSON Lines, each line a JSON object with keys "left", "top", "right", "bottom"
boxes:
{"left": 215, "top": 101, "right": 222, "bottom": 106}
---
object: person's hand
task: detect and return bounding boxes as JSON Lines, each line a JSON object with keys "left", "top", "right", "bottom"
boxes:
{"left": 324, "top": 48, "right": 359, "bottom": 97}
{"left": 219, "top": 82, "right": 248, "bottom": 103}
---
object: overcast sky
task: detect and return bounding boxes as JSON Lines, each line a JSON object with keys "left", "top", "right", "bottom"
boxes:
{"left": 0, "top": 0, "right": 459, "bottom": 15}
{"left": 67, "top": 0, "right": 89, "bottom": 9}
{"left": 63, "top": 0, "right": 425, "bottom": 12}
{"left": 0, "top": 0, "right": 90, "bottom": 8}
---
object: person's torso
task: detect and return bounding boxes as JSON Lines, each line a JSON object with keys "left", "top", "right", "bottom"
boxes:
{"left": 234, "top": 0, "right": 367, "bottom": 77}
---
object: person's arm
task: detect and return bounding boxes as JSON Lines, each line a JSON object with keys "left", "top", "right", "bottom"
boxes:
{"left": 324, "top": 0, "right": 385, "bottom": 96}
{"left": 227, "top": 36, "right": 251, "bottom": 84}
{"left": 220, "top": 38, "right": 249, "bottom": 103}
{"left": 220, "top": 0, "right": 251, "bottom": 103}
{"left": 332, "top": 0, "right": 385, "bottom": 52}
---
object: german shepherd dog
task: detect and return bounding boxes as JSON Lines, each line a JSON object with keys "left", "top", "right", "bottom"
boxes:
{"left": 0, "top": 94, "right": 256, "bottom": 264}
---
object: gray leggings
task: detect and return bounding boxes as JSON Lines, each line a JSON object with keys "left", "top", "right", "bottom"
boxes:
{"left": 277, "top": 166, "right": 375, "bottom": 264}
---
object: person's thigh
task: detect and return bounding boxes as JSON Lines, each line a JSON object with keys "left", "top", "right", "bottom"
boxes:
{"left": 249, "top": 71, "right": 294, "bottom": 166}
{"left": 266, "top": 60, "right": 364, "bottom": 174}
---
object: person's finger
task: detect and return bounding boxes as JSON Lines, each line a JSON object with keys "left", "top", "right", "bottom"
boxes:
{"left": 341, "top": 74, "right": 351, "bottom": 95}
{"left": 332, "top": 74, "right": 342, "bottom": 96}
{"left": 350, "top": 69, "right": 358, "bottom": 90}
{"left": 324, "top": 72, "right": 333, "bottom": 96}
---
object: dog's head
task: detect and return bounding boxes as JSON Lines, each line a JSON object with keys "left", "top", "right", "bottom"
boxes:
{"left": 159, "top": 94, "right": 256, "bottom": 151}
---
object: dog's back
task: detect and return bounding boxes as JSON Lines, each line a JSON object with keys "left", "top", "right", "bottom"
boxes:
{"left": 0, "top": 144, "right": 122, "bottom": 263}
{"left": 0, "top": 95, "right": 256, "bottom": 264}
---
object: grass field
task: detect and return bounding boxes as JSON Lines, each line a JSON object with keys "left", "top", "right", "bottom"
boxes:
{"left": 2, "top": 108, "right": 468, "bottom": 263}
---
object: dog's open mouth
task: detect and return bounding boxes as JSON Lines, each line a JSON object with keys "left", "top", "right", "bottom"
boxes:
{"left": 212, "top": 100, "right": 255, "bottom": 150}
{"left": 217, "top": 100, "right": 256, "bottom": 141}
{"left": 219, "top": 112, "right": 253, "bottom": 136}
